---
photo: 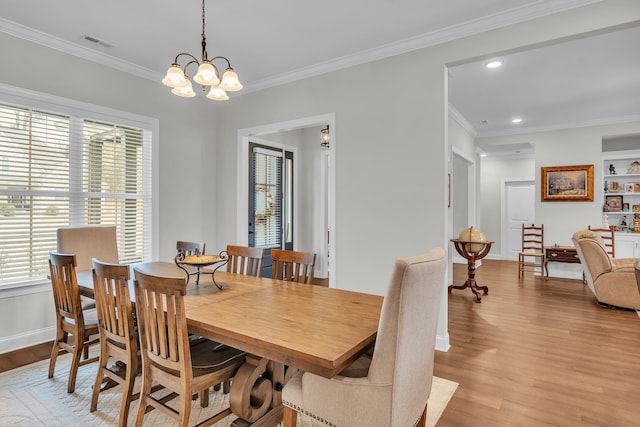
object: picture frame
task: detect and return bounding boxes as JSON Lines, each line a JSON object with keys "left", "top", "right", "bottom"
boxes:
{"left": 605, "top": 195, "right": 623, "bottom": 212}
{"left": 622, "top": 202, "right": 630, "bottom": 212}
{"left": 624, "top": 182, "right": 635, "bottom": 193}
{"left": 541, "top": 164, "right": 594, "bottom": 202}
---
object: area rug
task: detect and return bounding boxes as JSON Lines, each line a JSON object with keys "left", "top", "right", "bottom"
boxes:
{"left": 0, "top": 352, "right": 457, "bottom": 426}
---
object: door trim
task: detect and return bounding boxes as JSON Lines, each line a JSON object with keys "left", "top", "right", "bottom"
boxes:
{"left": 237, "top": 113, "right": 336, "bottom": 286}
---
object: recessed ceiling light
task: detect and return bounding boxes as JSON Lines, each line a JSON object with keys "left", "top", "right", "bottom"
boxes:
{"left": 511, "top": 118, "right": 523, "bottom": 124}
{"left": 485, "top": 60, "right": 502, "bottom": 69}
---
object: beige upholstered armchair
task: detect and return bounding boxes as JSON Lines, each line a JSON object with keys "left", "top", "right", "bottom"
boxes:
{"left": 572, "top": 230, "right": 640, "bottom": 309}
{"left": 282, "top": 247, "right": 447, "bottom": 427}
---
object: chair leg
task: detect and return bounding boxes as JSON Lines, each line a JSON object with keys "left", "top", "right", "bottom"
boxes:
{"left": 119, "top": 361, "right": 136, "bottom": 427}
{"left": 283, "top": 406, "right": 298, "bottom": 427}
{"left": 90, "top": 353, "right": 106, "bottom": 411}
{"left": 200, "top": 387, "right": 209, "bottom": 408}
{"left": 179, "top": 386, "right": 191, "bottom": 427}
{"left": 415, "top": 403, "right": 427, "bottom": 427}
{"left": 48, "top": 338, "right": 61, "bottom": 379}
{"left": 67, "top": 338, "right": 84, "bottom": 393}
{"left": 135, "top": 369, "right": 152, "bottom": 427}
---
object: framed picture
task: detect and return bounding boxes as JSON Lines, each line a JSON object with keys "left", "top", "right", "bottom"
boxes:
{"left": 605, "top": 195, "right": 623, "bottom": 212}
{"left": 623, "top": 202, "right": 630, "bottom": 212}
{"left": 624, "top": 182, "right": 635, "bottom": 193}
{"left": 635, "top": 183, "right": 640, "bottom": 192}
{"left": 633, "top": 204, "right": 640, "bottom": 213}
{"left": 541, "top": 164, "right": 594, "bottom": 202}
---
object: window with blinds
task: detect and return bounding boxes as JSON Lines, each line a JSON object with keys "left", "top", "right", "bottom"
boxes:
{"left": 0, "top": 100, "right": 153, "bottom": 286}
{"left": 252, "top": 147, "right": 282, "bottom": 248}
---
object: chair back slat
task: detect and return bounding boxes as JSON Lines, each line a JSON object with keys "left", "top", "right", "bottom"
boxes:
{"left": 271, "top": 249, "right": 316, "bottom": 284}
{"left": 226, "top": 245, "right": 264, "bottom": 277}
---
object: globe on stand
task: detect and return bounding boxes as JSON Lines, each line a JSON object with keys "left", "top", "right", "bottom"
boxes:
{"left": 458, "top": 226, "right": 487, "bottom": 253}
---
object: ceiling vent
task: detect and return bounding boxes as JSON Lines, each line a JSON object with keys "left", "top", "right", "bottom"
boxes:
{"left": 83, "top": 35, "right": 112, "bottom": 48}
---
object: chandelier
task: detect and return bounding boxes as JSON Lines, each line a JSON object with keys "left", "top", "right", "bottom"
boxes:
{"left": 161, "top": 0, "right": 242, "bottom": 100}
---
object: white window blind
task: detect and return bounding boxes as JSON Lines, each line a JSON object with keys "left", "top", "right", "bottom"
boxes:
{"left": 0, "top": 97, "right": 153, "bottom": 287}
{"left": 252, "top": 147, "right": 282, "bottom": 248}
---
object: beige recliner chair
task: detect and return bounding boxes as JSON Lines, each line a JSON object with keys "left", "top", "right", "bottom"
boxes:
{"left": 572, "top": 230, "right": 640, "bottom": 309}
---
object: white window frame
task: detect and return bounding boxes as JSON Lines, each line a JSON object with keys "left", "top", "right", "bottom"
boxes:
{"left": 0, "top": 83, "right": 159, "bottom": 298}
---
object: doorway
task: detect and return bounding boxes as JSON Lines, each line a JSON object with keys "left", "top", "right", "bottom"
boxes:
{"left": 502, "top": 180, "right": 535, "bottom": 261}
{"left": 237, "top": 114, "right": 336, "bottom": 286}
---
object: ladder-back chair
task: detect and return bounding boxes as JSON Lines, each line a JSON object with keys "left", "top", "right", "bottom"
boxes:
{"left": 518, "top": 224, "right": 545, "bottom": 278}
{"left": 588, "top": 225, "right": 615, "bottom": 257}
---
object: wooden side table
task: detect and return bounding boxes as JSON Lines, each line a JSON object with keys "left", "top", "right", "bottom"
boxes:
{"left": 449, "top": 239, "right": 494, "bottom": 302}
{"left": 544, "top": 246, "right": 580, "bottom": 280}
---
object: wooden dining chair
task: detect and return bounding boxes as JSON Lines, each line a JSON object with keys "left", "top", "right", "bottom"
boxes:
{"left": 90, "top": 259, "right": 138, "bottom": 427}
{"left": 271, "top": 249, "right": 316, "bottom": 284}
{"left": 588, "top": 225, "right": 615, "bottom": 257}
{"left": 282, "top": 247, "right": 447, "bottom": 427}
{"left": 175, "top": 240, "right": 206, "bottom": 285}
{"left": 48, "top": 252, "right": 100, "bottom": 393}
{"left": 518, "top": 224, "right": 545, "bottom": 278}
{"left": 225, "top": 245, "right": 264, "bottom": 277}
{"left": 133, "top": 268, "right": 246, "bottom": 426}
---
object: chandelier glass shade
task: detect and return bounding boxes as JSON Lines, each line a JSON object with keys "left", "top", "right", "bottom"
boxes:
{"left": 162, "top": 0, "right": 242, "bottom": 100}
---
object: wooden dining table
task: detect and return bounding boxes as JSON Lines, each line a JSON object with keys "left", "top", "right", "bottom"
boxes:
{"left": 76, "top": 261, "right": 383, "bottom": 427}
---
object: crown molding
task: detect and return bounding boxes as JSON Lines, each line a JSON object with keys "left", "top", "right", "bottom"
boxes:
{"left": 476, "top": 115, "right": 640, "bottom": 138}
{"left": 0, "top": 1, "right": 600, "bottom": 92}
{"left": 448, "top": 104, "right": 478, "bottom": 138}
{"left": 0, "top": 17, "right": 161, "bottom": 81}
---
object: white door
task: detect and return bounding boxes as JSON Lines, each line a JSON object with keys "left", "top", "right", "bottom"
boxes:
{"left": 505, "top": 181, "right": 535, "bottom": 260}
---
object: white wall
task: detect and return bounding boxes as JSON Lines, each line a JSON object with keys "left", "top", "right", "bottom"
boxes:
{"left": 478, "top": 121, "right": 640, "bottom": 260}
{"left": 1, "top": 0, "right": 640, "bottom": 352}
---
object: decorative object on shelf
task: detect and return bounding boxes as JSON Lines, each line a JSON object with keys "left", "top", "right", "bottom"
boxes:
{"left": 623, "top": 202, "right": 630, "bottom": 212}
{"left": 541, "top": 164, "right": 594, "bottom": 202}
{"left": 629, "top": 161, "right": 640, "bottom": 174}
{"left": 605, "top": 195, "right": 623, "bottom": 212}
{"left": 634, "top": 204, "right": 640, "bottom": 213}
{"left": 603, "top": 203, "right": 610, "bottom": 212}
{"left": 634, "top": 214, "right": 640, "bottom": 233}
{"left": 604, "top": 180, "right": 609, "bottom": 192}
{"left": 607, "top": 181, "right": 621, "bottom": 192}
{"left": 602, "top": 213, "right": 609, "bottom": 228}
{"left": 624, "top": 183, "right": 635, "bottom": 193}
{"left": 635, "top": 183, "right": 640, "bottom": 192}
{"left": 457, "top": 226, "right": 487, "bottom": 253}
{"left": 320, "top": 125, "right": 330, "bottom": 148}
{"left": 161, "top": 0, "right": 242, "bottom": 101}
{"left": 620, "top": 215, "right": 628, "bottom": 231}
{"left": 609, "top": 164, "right": 616, "bottom": 174}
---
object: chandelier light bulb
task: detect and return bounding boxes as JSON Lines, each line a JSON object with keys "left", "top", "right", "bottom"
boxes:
{"left": 162, "top": 64, "right": 188, "bottom": 88}
{"left": 171, "top": 79, "right": 196, "bottom": 97}
{"left": 219, "top": 68, "right": 243, "bottom": 91}
{"left": 206, "top": 86, "right": 229, "bottom": 101}
{"left": 193, "top": 61, "right": 220, "bottom": 86}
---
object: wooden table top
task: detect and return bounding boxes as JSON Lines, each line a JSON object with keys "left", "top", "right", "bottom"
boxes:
{"left": 76, "top": 261, "right": 383, "bottom": 378}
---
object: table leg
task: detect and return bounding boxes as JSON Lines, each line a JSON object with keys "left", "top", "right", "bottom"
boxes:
{"left": 229, "top": 356, "right": 296, "bottom": 427}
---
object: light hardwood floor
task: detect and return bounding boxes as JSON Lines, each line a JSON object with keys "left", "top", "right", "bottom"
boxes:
{"left": 2, "top": 260, "right": 639, "bottom": 426}
{"left": 436, "top": 259, "right": 640, "bottom": 426}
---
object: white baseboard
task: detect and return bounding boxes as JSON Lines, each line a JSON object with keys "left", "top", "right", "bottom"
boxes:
{"left": 0, "top": 326, "right": 55, "bottom": 354}
{"left": 435, "top": 333, "right": 450, "bottom": 352}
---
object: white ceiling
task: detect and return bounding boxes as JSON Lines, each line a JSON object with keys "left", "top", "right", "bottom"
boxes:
{"left": 1, "top": 0, "right": 638, "bottom": 140}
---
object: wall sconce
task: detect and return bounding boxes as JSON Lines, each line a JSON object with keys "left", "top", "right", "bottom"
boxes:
{"left": 320, "top": 125, "right": 330, "bottom": 148}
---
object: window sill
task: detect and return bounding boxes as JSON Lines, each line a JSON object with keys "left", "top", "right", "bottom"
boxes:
{"left": 0, "top": 278, "right": 51, "bottom": 299}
